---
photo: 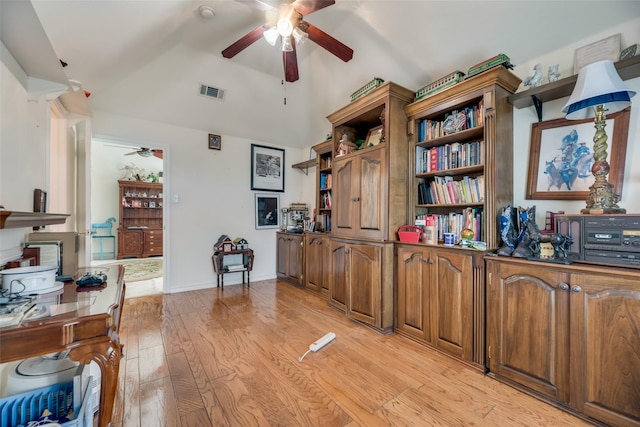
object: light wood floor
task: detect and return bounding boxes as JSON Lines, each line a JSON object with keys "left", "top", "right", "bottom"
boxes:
{"left": 111, "top": 279, "right": 592, "bottom": 427}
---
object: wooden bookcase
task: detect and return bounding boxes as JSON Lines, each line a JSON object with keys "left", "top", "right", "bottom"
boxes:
{"left": 313, "top": 139, "right": 333, "bottom": 232}
{"left": 117, "top": 180, "right": 163, "bottom": 259}
{"left": 399, "top": 67, "right": 521, "bottom": 368}
{"left": 405, "top": 66, "right": 521, "bottom": 249}
{"left": 326, "top": 81, "right": 415, "bottom": 333}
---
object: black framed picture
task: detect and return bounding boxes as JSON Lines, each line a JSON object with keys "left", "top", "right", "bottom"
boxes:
{"left": 209, "top": 134, "right": 221, "bottom": 150}
{"left": 255, "top": 193, "right": 280, "bottom": 229}
{"left": 250, "top": 144, "right": 285, "bottom": 192}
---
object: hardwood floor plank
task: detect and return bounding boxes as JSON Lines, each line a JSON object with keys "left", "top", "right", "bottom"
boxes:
{"left": 138, "top": 345, "right": 170, "bottom": 384}
{"left": 111, "top": 279, "right": 591, "bottom": 427}
{"left": 167, "top": 351, "right": 205, "bottom": 416}
{"left": 139, "top": 376, "right": 180, "bottom": 427}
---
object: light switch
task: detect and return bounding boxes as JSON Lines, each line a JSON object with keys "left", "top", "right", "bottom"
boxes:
{"left": 172, "top": 194, "right": 179, "bottom": 203}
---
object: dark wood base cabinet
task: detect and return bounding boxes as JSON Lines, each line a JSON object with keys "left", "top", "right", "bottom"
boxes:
{"left": 396, "top": 244, "right": 486, "bottom": 370}
{"left": 329, "top": 238, "right": 394, "bottom": 334}
{"left": 305, "top": 233, "right": 330, "bottom": 295}
{"left": 276, "top": 232, "right": 304, "bottom": 286}
{"left": 486, "top": 256, "right": 640, "bottom": 427}
{"left": 117, "top": 228, "right": 162, "bottom": 259}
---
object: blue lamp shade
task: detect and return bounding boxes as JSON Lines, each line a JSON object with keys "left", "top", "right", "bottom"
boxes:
{"left": 562, "top": 59, "right": 636, "bottom": 120}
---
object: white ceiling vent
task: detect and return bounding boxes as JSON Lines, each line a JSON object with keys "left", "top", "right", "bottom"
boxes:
{"left": 199, "top": 84, "right": 225, "bottom": 101}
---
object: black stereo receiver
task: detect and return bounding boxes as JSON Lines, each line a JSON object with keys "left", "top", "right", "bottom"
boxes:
{"left": 556, "top": 214, "right": 640, "bottom": 268}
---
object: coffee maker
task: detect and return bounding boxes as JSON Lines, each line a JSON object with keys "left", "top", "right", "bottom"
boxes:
{"left": 281, "top": 204, "right": 309, "bottom": 233}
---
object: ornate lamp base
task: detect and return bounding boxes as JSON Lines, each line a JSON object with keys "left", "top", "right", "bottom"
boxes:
{"left": 580, "top": 105, "right": 625, "bottom": 215}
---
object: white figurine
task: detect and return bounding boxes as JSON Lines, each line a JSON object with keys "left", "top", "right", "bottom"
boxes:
{"left": 523, "top": 63, "right": 543, "bottom": 88}
{"left": 548, "top": 64, "right": 561, "bottom": 82}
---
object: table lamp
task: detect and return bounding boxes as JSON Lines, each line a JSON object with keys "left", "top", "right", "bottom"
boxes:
{"left": 562, "top": 59, "right": 635, "bottom": 214}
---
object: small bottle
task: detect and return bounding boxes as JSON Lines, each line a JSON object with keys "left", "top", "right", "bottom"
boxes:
{"left": 425, "top": 216, "right": 437, "bottom": 245}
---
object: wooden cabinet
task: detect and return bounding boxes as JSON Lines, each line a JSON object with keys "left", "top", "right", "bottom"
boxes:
{"left": 276, "top": 232, "right": 304, "bottom": 286}
{"left": 333, "top": 146, "right": 386, "bottom": 240}
{"left": 405, "top": 67, "right": 521, "bottom": 249}
{"left": 486, "top": 257, "right": 640, "bottom": 426}
{"left": 329, "top": 238, "right": 394, "bottom": 333}
{"left": 304, "top": 233, "right": 330, "bottom": 295}
{"left": 328, "top": 81, "right": 415, "bottom": 241}
{"left": 117, "top": 180, "right": 163, "bottom": 259}
{"left": 396, "top": 244, "right": 485, "bottom": 369}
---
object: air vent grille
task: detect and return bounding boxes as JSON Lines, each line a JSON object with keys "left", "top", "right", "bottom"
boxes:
{"left": 199, "top": 84, "right": 225, "bottom": 100}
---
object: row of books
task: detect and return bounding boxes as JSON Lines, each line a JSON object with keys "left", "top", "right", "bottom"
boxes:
{"left": 416, "top": 140, "right": 484, "bottom": 173}
{"left": 417, "top": 175, "right": 485, "bottom": 205}
{"left": 416, "top": 100, "right": 484, "bottom": 142}
{"left": 320, "top": 172, "right": 332, "bottom": 189}
{"left": 321, "top": 192, "right": 333, "bottom": 209}
{"left": 416, "top": 208, "right": 483, "bottom": 242}
{"left": 321, "top": 157, "right": 332, "bottom": 169}
{"left": 317, "top": 213, "right": 331, "bottom": 232}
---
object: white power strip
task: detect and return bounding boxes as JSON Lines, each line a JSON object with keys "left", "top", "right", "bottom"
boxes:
{"left": 309, "top": 332, "right": 336, "bottom": 352}
{"left": 298, "top": 332, "right": 336, "bottom": 362}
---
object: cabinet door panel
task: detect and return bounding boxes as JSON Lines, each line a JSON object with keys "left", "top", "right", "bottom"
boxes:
{"left": 333, "top": 158, "right": 355, "bottom": 236}
{"left": 570, "top": 273, "right": 640, "bottom": 425}
{"left": 358, "top": 149, "right": 384, "bottom": 239}
{"left": 396, "top": 246, "right": 430, "bottom": 341}
{"left": 432, "top": 251, "right": 472, "bottom": 359}
{"left": 486, "top": 262, "right": 570, "bottom": 402}
{"left": 305, "top": 236, "right": 323, "bottom": 292}
{"left": 348, "top": 244, "right": 381, "bottom": 326}
{"left": 119, "top": 229, "right": 143, "bottom": 257}
{"left": 329, "top": 241, "right": 348, "bottom": 312}
{"left": 287, "top": 236, "right": 303, "bottom": 284}
{"left": 277, "top": 235, "right": 288, "bottom": 277}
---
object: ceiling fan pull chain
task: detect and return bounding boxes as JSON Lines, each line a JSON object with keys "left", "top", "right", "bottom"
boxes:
{"left": 282, "top": 79, "right": 287, "bottom": 105}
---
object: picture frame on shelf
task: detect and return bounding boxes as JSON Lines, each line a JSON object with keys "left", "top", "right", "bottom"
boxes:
{"left": 251, "top": 144, "right": 285, "bottom": 192}
{"left": 208, "top": 133, "right": 221, "bottom": 150}
{"left": 526, "top": 108, "right": 630, "bottom": 200}
{"left": 255, "top": 193, "right": 280, "bottom": 229}
{"left": 573, "top": 33, "right": 621, "bottom": 73}
{"left": 365, "top": 125, "right": 383, "bottom": 147}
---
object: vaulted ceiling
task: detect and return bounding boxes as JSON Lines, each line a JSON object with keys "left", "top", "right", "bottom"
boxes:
{"left": 12, "top": 1, "right": 640, "bottom": 148}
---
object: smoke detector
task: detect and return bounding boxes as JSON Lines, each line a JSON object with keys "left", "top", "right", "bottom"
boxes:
{"left": 198, "top": 5, "right": 215, "bottom": 19}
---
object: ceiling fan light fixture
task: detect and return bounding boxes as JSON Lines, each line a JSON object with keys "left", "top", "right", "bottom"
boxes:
{"left": 276, "top": 17, "right": 293, "bottom": 37}
{"left": 281, "top": 36, "right": 293, "bottom": 52}
{"left": 264, "top": 26, "right": 279, "bottom": 46}
{"left": 292, "top": 27, "right": 307, "bottom": 45}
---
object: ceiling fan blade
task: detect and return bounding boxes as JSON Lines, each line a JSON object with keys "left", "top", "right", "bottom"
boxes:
{"left": 153, "top": 150, "right": 163, "bottom": 159}
{"left": 283, "top": 40, "right": 299, "bottom": 82}
{"left": 303, "top": 21, "right": 353, "bottom": 62}
{"left": 291, "top": 0, "right": 335, "bottom": 16}
{"left": 221, "top": 25, "right": 268, "bottom": 59}
{"left": 125, "top": 151, "right": 138, "bottom": 156}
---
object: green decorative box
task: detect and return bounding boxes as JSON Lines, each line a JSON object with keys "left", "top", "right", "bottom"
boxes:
{"left": 415, "top": 71, "right": 465, "bottom": 100}
{"left": 350, "top": 77, "right": 384, "bottom": 102}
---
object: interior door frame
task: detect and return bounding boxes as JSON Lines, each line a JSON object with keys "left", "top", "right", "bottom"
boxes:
{"left": 87, "top": 136, "right": 169, "bottom": 294}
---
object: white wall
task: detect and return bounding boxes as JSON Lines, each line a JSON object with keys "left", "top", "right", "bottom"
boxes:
{"left": 0, "top": 42, "right": 52, "bottom": 264}
{"left": 510, "top": 18, "right": 640, "bottom": 225}
{"left": 91, "top": 111, "right": 315, "bottom": 293}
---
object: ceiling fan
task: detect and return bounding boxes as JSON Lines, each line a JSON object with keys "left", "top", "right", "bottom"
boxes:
{"left": 125, "top": 147, "right": 163, "bottom": 159}
{"left": 221, "top": 0, "right": 353, "bottom": 82}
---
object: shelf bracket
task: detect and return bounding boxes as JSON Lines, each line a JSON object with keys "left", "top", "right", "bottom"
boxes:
{"left": 295, "top": 167, "right": 309, "bottom": 176}
{"left": 531, "top": 94, "right": 543, "bottom": 122}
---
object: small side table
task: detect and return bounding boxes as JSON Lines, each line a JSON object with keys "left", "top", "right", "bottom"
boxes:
{"left": 212, "top": 248, "right": 254, "bottom": 288}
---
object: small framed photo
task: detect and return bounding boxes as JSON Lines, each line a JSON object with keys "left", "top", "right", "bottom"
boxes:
{"left": 149, "top": 201, "right": 157, "bottom": 208}
{"left": 255, "top": 193, "right": 280, "bottom": 229}
{"left": 526, "top": 108, "right": 630, "bottom": 200}
{"left": 209, "top": 133, "right": 221, "bottom": 150}
{"left": 365, "top": 125, "right": 384, "bottom": 147}
{"left": 251, "top": 144, "right": 285, "bottom": 192}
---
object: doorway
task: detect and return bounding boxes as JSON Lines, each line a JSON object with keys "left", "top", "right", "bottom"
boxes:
{"left": 89, "top": 139, "right": 166, "bottom": 296}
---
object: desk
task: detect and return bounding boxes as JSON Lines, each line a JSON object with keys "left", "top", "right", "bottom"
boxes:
{"left": 0, "top": 265, "right": 125, "bottom": 427}
{"left": 212, "top": 249, "right": 254, "bottom": 287}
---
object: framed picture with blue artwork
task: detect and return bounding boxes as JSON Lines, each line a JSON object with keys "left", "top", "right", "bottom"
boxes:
{"left": 526, "top": 108, "right": 629, "bottom": 200}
